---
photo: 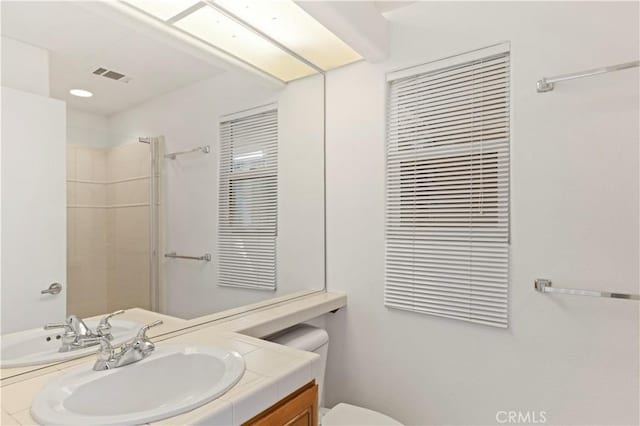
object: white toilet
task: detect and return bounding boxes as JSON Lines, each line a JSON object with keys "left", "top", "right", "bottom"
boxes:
{"left": 268, "top": 324, "right": 403, "bottom": 426}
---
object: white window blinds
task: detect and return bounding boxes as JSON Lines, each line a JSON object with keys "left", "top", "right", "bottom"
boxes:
{"left": 218, "top": 108, "right": 278, "bottom": 291}
{"left": 385, "top": 48, "right": 510, "bottom": 328}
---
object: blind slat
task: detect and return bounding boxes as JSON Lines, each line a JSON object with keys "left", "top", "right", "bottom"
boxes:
{"left": 385, "top": 50, "right": 510, "bottom": 328}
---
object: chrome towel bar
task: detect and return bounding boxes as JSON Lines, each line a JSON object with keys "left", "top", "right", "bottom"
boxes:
{"left": 165, "top": 145, "right": 210, "bottom": 160}
{"left": 536, "top": 60, "right": 639, "bottom": 92}
{"left": 534, "top": 279, "right": 639, "bottom": 300}
{"left": 164, "top": 252, "right": 212, "bottom": 262}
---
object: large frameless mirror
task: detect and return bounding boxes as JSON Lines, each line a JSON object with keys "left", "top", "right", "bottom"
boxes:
{"left": 0, "top": 0, "right": 358, "bottom": 379}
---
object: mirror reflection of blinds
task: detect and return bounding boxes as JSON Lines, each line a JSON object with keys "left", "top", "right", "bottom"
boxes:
{"left": 385, "top": 51, "right": 510, "bottom": 328}
{"left": 218, "top": 108, "right": 278, "bottom": 291}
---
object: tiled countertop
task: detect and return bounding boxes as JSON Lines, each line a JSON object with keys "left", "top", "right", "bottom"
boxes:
{"left": 1, "top": 331, "right": 320, "bottom": 425}
{"left": 0, "top": 291, "right": 347, "bottom": 425}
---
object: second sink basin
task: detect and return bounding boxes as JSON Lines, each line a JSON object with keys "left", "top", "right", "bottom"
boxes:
{"left": 0, "top": 319, "right": 141, "bottom": 368}
{"left": 31, "top": 345, "right": 245, "bottom": 425}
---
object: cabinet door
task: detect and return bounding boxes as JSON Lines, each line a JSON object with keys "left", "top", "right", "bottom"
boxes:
{"left": 244, "top": 381, "right": 318, "bottom": 426}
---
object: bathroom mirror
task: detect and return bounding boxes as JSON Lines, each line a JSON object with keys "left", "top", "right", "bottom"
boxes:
{"left": 1, "top": 0, "right": 335, "bottom": 377}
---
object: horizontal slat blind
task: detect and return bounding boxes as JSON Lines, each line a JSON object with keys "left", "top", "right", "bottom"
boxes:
{"left": 385, "top": 51, "right": 510, "bottom": 328}
{"left": 219, "top": 108, "right": 278, "bottom": 291}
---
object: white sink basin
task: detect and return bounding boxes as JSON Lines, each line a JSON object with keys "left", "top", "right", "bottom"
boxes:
{"left": 0, "top": 320, "right": 140, "bottom": 368}
{"left": 31, "top": 345, "right": 245, "bottom": 425}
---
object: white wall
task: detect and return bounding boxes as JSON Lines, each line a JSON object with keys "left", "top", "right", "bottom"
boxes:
{"left": 0, "top": 36, "right": 49, "bottom": 97}
{"left": 66, "top": 108, "right": 110, "bottom": 148}
{"left": 109, "top": 72, "right": 325, "bottom": 319}
{"left": 324, "top": 2, "right": 639, "bottom": 425}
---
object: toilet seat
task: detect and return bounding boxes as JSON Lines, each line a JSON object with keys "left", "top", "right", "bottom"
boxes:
{"left": 322, "top": 403, "right": 403, "bottom": 426}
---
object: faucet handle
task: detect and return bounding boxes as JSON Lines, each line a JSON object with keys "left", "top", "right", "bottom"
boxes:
{"left": 44, "top": 314, "right": 89, "bottom": 334}
{"left": 44, "top": 322, "right": 72, "bottom": 331}
{"left": 96, "top": 310, "right": 125, "bottom": 338}
{"left": 44, "top": 314, "right": 77, "bottom": 331}
{"left": 130, "top": 321, "right": 163, "bottom": 358}
{"left": 136, "top": 320, "right": 163, "bottom": 341}
{"left": 99, "top": 310, "right": 125, "bottom": 326}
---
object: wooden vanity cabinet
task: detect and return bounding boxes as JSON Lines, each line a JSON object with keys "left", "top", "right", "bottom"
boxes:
{"left": 243, "top": 381, "right": 318, "bottom": 426}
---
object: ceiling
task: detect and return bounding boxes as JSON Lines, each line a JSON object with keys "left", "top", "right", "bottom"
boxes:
{"left": 374, "top": 1, "right": 416, "bottom": 14}
{"left": 0, "top": 1, "right": 229, "bottom": 115}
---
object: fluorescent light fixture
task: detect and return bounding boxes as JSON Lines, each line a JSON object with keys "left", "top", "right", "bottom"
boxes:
{"left": 212, "top": 0, "right": 361, "bottom": 71}
{"left": 69, "top": 89, "right": 93, "bottom": 98}
{"left": 174, "top": 6, "right": 315, "bottom": 81}
{"left": 120, "top": 0, "right": 362, "bottom": 81}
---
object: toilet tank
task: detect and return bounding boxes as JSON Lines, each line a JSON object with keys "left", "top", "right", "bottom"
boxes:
{"left": 266, "top": 324, "right": 329, "bottom": 407}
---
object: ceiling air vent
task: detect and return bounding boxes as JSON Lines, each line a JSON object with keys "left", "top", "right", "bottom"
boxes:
{"left": 92, "top": 67, "right": 132, "bottom": 83}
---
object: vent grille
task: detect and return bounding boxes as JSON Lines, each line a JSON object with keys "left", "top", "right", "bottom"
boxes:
{"left": 92, "top": 68, "right": 132, "bottom": 83}
{"left": 103, "top": 70, "right": 125, "bottom": 80}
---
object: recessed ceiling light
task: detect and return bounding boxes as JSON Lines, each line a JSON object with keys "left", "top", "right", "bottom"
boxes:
{"left": 69, "top": 89, "right": 93, "bottom": 98}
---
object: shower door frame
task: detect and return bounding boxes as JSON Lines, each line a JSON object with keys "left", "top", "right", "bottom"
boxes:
{"left": 140, "top": 135, "right": 163, "bottom": 313}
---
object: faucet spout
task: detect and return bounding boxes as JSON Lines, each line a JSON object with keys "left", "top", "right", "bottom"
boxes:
{"left": 44, "top": 315, "right": 98, "bottom": 353}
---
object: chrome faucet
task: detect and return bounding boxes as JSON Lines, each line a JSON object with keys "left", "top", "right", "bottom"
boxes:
{"left": 95, "top": 310, "right": 125, "bottom": 340}
{"left": 93, "top": 320, "right": 163, "bottom": 371}
{"left": 44, "top": 315, "right": 98, "bottom": 353}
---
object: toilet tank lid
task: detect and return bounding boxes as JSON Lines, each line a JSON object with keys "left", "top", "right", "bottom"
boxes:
{"left": 267, "top": 324, "right": 328, "bottom": 351}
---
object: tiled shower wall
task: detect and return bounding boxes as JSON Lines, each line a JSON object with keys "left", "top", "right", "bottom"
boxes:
{"left": 66, "top": 145, "right": 108, "bottom": 318}
{"left": 106, "top": 143, "right": 151, "bottom": 312}
{"left": 67, "top": 143, "right": 151, "bottom": 317}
